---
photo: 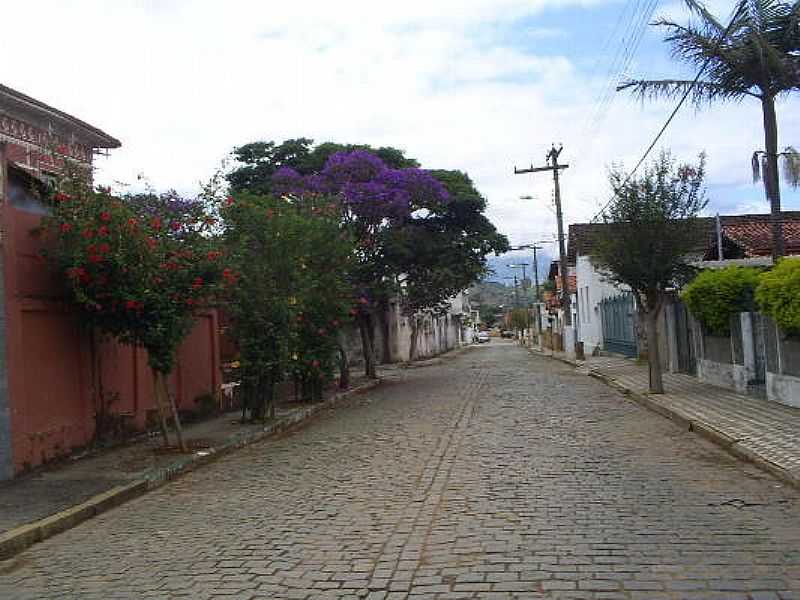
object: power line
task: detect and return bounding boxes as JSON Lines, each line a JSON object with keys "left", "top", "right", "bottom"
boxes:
{"left": 582, "top": 0, "right": 660, "bottom": 144}
{"left": 589, "top": 2, "right": 745, "bottom": 223}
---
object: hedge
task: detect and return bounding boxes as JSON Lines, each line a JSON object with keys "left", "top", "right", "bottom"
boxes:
{"left": 682, "top": 266, "right": 760, "bottom": 335}
{"left": 755, "top": 258, "right": 800, "bottom": 334}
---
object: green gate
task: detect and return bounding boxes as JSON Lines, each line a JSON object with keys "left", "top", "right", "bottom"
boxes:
{"left": 600, "top": 293, "right": 637, "bottom": 358}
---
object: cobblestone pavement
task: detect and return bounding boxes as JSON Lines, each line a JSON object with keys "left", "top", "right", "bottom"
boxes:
{"left": 2, "top": 342, "right": 799, "bottom": 600}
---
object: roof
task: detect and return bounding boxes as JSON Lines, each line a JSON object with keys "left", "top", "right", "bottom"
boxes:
{"left": 0, "top": 83, "right": 120, "bottom": 149}
{"left": 568, "top": 212, "right": 800, "bottom": 263}
{"left": 717, "top": 212, "right": 800, "bottom": 257}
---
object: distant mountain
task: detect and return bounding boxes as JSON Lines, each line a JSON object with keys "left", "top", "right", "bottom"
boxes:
{"left": 484, "top": 251, "right": 552, "bottom": 285}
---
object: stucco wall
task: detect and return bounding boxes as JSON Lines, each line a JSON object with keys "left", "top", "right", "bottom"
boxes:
{"left": 574, "top": 255, "right": 627, "bottom": 353}
{"left": 2, "top": 166, "right": 221, "bottom": 477}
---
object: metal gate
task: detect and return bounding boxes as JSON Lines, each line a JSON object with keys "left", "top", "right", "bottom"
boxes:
{"left": 600, "top": 293, "right": 637, "bottom": 358}
{"left": 673, "top": 301, "right": 697, "bottom": 375}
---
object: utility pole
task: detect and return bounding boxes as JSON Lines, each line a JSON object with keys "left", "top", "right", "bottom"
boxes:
{"left": 503, "top": 276, "right": 520, "bottom": 308}
{"left": 511, "top": 243, "right": 545, "bottom": 302}
{"left": 509, "top": 263, "right": 530, "bottom": 304}
{"left": 515, "top": 145, "right": 571, "bottom": 326}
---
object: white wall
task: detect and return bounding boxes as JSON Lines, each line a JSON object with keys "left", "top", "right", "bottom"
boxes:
{"left": 574, "top": 255, "right": 627, "bottom": 354}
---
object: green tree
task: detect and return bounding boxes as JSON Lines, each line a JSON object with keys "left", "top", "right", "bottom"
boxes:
{"left": 618, "top": 0, "right": 800, "bottom": 259}
{"left": 221, "top": 194, "right": 353, "bottom": 419}
{"left": 386, "top": 170, "right": 509, "bottom": 359}
{"left": 592, "top": 152, "right": 707, "bottom": 393}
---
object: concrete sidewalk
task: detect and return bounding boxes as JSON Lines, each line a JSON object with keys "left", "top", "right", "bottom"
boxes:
{"left": 537, "top": 347, "right": 800, "bottom": 489}
{"left": 0, "top": 374, "right": 383, "bottom": 559}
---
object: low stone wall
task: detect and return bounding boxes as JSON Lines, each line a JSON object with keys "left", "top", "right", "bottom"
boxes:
{"left": 697, "top": 359, "right": 750, "bottom": 395}
{"left": 766, "top": 372, "right": 800, "bottom": 409}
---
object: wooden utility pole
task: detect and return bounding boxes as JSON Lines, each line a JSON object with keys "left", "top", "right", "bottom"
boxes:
{"left": 531, "top": 246, "right": 541, "bottom": 303}
{"left": 515, "top": 145, "right": 571, "bottom": 326}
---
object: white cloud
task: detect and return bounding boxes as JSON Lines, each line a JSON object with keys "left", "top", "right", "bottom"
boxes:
{"left": 1, "top": 0, "right": 797, "bottom": 252}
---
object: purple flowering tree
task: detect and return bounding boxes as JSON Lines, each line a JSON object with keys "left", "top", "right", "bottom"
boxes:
{"left": 273, "top": 150, "right": 450, "bottom": 377}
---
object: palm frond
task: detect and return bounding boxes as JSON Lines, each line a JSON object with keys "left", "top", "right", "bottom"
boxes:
{"left": 681, "top": 0, "right": 728, "bottom": 33}
{"left": 783, "top": 146, "right": 800, "bottom": 187}
{"left": 617, "top": 78, "right": 753, "bottom": 104}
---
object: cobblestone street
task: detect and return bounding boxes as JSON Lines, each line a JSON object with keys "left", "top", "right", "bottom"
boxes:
{"left": 2, "top": 342, "right": 799, "bottom": 599}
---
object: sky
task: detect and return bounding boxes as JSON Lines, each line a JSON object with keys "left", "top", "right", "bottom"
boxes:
{"left": 2, "top": 0, "right": 798, "bottom": 278}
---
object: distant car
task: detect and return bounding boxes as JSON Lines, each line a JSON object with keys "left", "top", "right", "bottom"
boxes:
{"left": 500, "top": 330, "right": 515, "bottom": 339}
{"left": 476, "top": 331, "right": 490, "bottom": 343}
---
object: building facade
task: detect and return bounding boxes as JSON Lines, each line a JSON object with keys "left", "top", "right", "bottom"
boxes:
{"left": 0, "top": 85, "right": 221, "bottom": 478}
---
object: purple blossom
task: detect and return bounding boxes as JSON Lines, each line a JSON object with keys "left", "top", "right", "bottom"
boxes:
{"left": 271, "top": 166, "right": 307, "bottom": 196}
{"left": 321, "top": 150, "right": 387, "bottom": 185}
{"left": 268, "top": 149, "right": 449, "bottom": 222}
{"left": 342, "top": 181, "right": 411, "bottom": 220}
{"left": 377, "top": 169, "right": 449, "bottom": 209}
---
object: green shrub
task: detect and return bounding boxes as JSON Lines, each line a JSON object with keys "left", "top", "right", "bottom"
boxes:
{"left": 682, "top": 266, "right": 760, "bottom": 335}
{"left": 756, "top": 258, "right": 800, "bottom": 334}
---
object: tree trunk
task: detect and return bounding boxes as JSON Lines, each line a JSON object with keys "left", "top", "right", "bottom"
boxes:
{"left": 150, "top": 367, "right": 171, "bottom": 447}
{"left": 262, "top": 375, "right": 275, "bottom": 423}
{"left": 377, "top": 301, "right": 392, "bottom": 364}
{"left": 409, "top": 315, "right": 420, "bottom": 362}
{"left": 358, "top": 314, "right": 377, "bottom": 379}
{"left": 644, "top": 308, "right": 664, "bottom": 394}
{"left": 161, "top": 373, "right": 187, "bottom": 452}
{"left": 336, "top": 334, "right": 350, "bottom": 390}
{"left": 762, "top": 94, "right": 784, "bottom": 260}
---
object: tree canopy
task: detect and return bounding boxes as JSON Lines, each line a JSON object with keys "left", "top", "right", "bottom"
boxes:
{"left": 592, "top": 151, "right": 708, "bottom": 393}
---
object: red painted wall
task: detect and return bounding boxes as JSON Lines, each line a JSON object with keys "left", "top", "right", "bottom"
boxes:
{"left": 2, "top": 148, "right": 221, "bottom": 474}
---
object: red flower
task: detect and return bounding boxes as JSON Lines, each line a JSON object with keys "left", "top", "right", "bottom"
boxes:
{"left": 100, "top": 212, "right": 111, "bottom": 222}
{"left": 98, "top": 225, "right": 109, "bottom": 237}
{"left": 87, "top": 244, "right": 97, "bottom": 254}
{"left": 67, "top": 267, "right": 85, "bottom": 280}
{"left": 170, "top": 221, "right": 181, "bottom": 232}
{"left": 125, "top": 300, "right": 142, "bottom": 311}
{"left": 98, "top": 243, "right": 111, "bottom": 254}
{"left": 225, "top": 196, "right": 235, "bottom": 206}
{"left": 88, "top": 254, "right": 103, "bottom": 264}
{"left": 54, "top": 192, "right": 71, "bottom": 202}
{"left": 82, "top": 229, "right": 94, "bottom": 239}
{"left": 191, "top": 277, "right": 204, "bottom": 290}
{"left": 145, "top": 237, "right": 157, "bottom": 250}
{"left": 207, "top": 251, "right": 221, "bottom": 261}
{"left": 60, "top": 223, "right": 73, "bottom": 233}
{"left": 186, "top": 298, "right": 196, "bottom": 306}
{"left": 56, "top": 144, "right": 69, "bottom": 154}
{"left": 151, "top": 217, "right": 162, "bottom": 231}
{"left": 127, "top": 218, "right": 138, "bottom": 228}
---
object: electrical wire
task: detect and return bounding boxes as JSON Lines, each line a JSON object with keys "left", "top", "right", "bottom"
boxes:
{"left": 589, "top": 2, "right": 746, "bottom": 223}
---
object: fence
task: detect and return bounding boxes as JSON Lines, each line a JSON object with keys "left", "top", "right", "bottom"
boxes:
{"left": 692, "top": 309, "right": 798, "bottom": 407}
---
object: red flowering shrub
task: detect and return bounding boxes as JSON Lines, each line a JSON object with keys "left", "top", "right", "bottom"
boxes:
{"left": 41, "top": 184, "right": 227, "bottom": 447}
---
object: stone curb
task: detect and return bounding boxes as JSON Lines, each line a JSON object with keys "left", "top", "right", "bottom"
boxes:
{"left": 0, "top": 378, "right": 382, "bottom": 560}
{"left": 586, "top": 370, "right": 800, "bottom": 491}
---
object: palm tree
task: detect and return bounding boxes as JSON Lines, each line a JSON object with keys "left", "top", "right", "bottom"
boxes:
{"left": 618, "top": 0, "right": 800, "bottom": 259}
